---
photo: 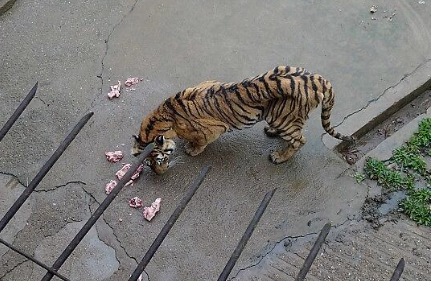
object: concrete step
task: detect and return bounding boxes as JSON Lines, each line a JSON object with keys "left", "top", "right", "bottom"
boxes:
{"left": 233, "top": 220, "right": 431, "bottom": 281}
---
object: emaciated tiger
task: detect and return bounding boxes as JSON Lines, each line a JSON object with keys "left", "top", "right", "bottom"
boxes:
{"left": 132, "top": 66, "right": 354, "bottom": 174}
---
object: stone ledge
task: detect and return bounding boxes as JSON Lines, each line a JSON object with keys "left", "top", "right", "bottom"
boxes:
{"left": 0, "top": 0, "right": 17, "bottom": 16}
{"left": 323, "top": 59, "right": 431, "bottom": 151}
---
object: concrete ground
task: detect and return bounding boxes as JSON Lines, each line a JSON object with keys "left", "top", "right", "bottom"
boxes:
{"left": 1, "top": 0, "right": 431, "bottom": 280}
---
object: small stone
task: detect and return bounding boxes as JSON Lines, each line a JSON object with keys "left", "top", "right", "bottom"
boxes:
{"left": 370, "top": 5, "right": 378, "bottom": 13}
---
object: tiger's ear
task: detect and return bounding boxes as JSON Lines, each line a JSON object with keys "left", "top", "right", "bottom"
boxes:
{"left": 155, "top": 135, "right": 165, "bottom": 146}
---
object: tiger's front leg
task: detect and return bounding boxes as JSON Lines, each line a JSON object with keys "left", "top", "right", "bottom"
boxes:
{"left": 183, "top": 119, "right": 229, "bottom": 157}
{"left": 185, "top": 142, "right": 207, "bottom": 156}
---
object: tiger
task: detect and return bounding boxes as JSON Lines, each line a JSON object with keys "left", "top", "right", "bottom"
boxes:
{"left": 132, "top": 66, "right": 354, "bottom": 174}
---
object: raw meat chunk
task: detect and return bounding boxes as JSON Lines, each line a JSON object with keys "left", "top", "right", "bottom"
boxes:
{"left": 108, "top": 81, "right": 122, "bottom": 99}
{"left": 105, "top": 151, "right": 123, "bottom": 163}
{"left": 124, "top": 77, "right": 140, "bottom": 87}
{"left": 129, "top": 197, "right": 143, "bottom": 208}
{"left": 143, "top": 198, "right": 161, "bottom": 221}
{"left": 105, "top": 180, "right": 117, "bottom": 194}
{"left": 116, "top": 164, "right": 131, "bottom": 180}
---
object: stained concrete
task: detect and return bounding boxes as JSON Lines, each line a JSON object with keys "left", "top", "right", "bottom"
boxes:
{"left": 1, "top": 0, "right": 431, "bottom": 280}
{"left": 0, "top": 174, "right": 33, "bottom": 258}
{"left": 233, "top": 219, "right": 431, "bottom": 280}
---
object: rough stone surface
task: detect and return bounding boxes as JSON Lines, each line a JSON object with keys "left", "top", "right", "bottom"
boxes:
{"left": 356, "top": 106, "right": 431, "bottom": 170}
{"left": 0, "top": 0, "right": 16, "bottom": 16}
{"left": 323, "top": 59, "right": 431, "bottom": 151}
{"left": 0, "top": 174, "right": 33, "bottom": 258}
{"left": 233, "top": 219, "right": 431, "bottom": 281}
{"left": 31, "top": 221, "right": 119, "bottom": 280}
{"left": 1, "top": 0, "right": 431, "bottom": 280}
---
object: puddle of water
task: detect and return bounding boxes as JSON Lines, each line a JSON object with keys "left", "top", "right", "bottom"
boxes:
{"left": 378, "top": 191, "right": 406, "bottom": 215}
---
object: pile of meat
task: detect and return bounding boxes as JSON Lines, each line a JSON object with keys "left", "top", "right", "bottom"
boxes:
{"left": 104, "top": 150, "right": 161, "bottom": 222}
{"left": 130, "top": 197, "right": 161, "bottom": 221}
{"left": 107, "top": 77, "right": 143, "bottom": 100}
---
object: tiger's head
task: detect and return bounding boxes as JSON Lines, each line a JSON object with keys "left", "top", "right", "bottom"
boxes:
{"left": 131, "top": 135, "right": 176, "bottom": 175}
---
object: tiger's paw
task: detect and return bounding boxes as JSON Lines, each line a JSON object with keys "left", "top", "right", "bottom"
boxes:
{"left": 185, "top": 143, "right": 205, "bottom": 156}
{"left": 269, "top": 150, "right": 294, "bottom": 164}
{"left": 269, "top": 151, "right": 284, "bottom": 164}
{"left": 264, "top": 126, "right": 280, "bottom": 138}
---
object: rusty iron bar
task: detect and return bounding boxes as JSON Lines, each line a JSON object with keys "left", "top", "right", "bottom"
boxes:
{"left": 295, "top": 222, "right": 331, "bottom": 281}
{"left": 40, "top": 143, "right": 155, "bottom": 281}
{"left": 0, "top": 238, "right": 71, "bottom": 281}
{"left": 0, "top": 112, "right": 94, "bottom": 234}
{"left": 0, "top": 82, "right": 38, "bottom": 142}
{"left": 128, "top": 166, "right": 212, "bottom": 281}
{"left": 389, "top": 258, "right": 405, "bottom": 281}
{"left": 217, "top": 189, "right": 276, "bottom": 281}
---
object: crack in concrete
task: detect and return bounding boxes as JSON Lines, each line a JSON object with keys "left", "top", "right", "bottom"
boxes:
{"left": 33, "top": 180, "right": 87, "bottom": 192}
{"left": 0, "top": 171, "right": 27, "bottom": 187}
{"left": 229, "top": 232, "right": 318, "bottom": 280}
{"left": 333, "top": 58, "right": 431, "bottom": 130}
{"left": 29, "top": 178, "right": 152, "bottom": 279}
{"left": 99, "top": 215, "right": 151, "bottom": 281}
{"left": 34, "top": 96, "right": 49, "bottom": 107}
{"left": 89, "top": 0, "right": 141, "bottom": 110}
{"left": 100, "top": 216, "right": 138, "bottom": 263}
{"left": 0, "top": 259, "right": 28, "bottom": 280}
{"left": 82, "top": 191, "right": 151, "bottom": 280}
{"left": 79, "top": 186, "right": 101, "bottom": 205}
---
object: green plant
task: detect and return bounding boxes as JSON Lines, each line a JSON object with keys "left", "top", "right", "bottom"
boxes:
{"left": 408, "top": 118, "right": 431, "bottom": 148}
{"left": 399, "top": 188, "right": 431, "bottom": 226}
{"left": 364, "top": 158, "right": 414, "bottom": 191}
{"left": 360, "top": 118, "right": 431, "bottom": 227}
{"left": 353, "top": 172, "right": 365, "bottom": 183}
{"left": 393, "top": 145, "right": 427, "bottom": 175}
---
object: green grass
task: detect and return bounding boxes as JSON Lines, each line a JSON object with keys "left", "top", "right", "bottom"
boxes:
{"left": 399, "top": 188, "right": 431, "bottom": 226}
{"left": 364, "top": 158, "right": 415, "bottom": 191}
{"left": 393, "top": 145, "right": 427, "bottom": 175}
{"left": 408, "top": 117, "right": 431, "bottom": 148}
{"left": 353, "top": 172, "right": 365, "bottom": 183}
{"left": 361, "top": 117, "right": 431, "bottom": 227}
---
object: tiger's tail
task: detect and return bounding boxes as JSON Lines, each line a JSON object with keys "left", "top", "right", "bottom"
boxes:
{"left": 321, "top": 83, "right": 355, "bottom": 142}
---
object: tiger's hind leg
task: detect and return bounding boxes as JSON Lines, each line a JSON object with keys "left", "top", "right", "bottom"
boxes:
{"left": 269, "top": 123, "right": 306, "bottom": 164}
{"left": 264, "top": 126, "right": 282, "bottom": 138}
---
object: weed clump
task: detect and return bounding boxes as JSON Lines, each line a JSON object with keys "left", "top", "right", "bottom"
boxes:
{"left": 362, "top": 118, "right": 431, "bottom": 226}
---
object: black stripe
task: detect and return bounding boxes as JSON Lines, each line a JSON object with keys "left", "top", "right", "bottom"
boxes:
{"left": 220, "top": 87, "right": 252, "bottom": 126}
{"left": 212, "top": 93, "right": 240, "bottom": 129}
{"left": 280, "top": 126, "right": 300, "bottom": 137}
{"left": 191, "top": 100, "right": 204, "bottom": 117}
{"left": 244, "top": 84, "right": 259, "bottom": 103}
{"left": 276, "top": 98, "right": 288, "bottom": 120}
{"left": 252, "top": 83, "right": 264, "bottom": 100}
{"left": 164, "top": 98, "right": 196, "bottom": 128}
{"left": 259, "top": 74, "right": 273, "bottom": 99}
{"left": 189, "top": 88, "right": 200, "bottom": 100}
{"left": 312, "top": 78, "right": 320, "bottom": 104}
{"left": 289, "top": 76, "right": 295, "bottom": 98}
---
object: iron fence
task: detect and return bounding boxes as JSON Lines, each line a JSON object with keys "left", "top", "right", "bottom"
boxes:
{"left": 0, "top": 84, "right": 406, "bottom": 281}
